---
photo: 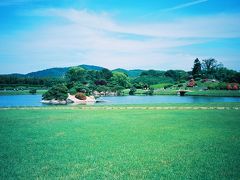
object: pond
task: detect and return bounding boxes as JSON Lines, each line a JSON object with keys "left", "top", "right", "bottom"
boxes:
{"left": 97, "top": 95, "right": 240, "bottom": 105}
{"left": 0, "top": 95, "right": 240, "bottom": 107}
{"left": 0, "top": 95, "right": 46, "bottom": 107}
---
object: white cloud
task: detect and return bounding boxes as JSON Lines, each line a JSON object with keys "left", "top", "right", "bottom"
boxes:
{"left": 34, "top": 8, "right": 240, "bottom": 38}
{"left": 1, "top": 8, "right": 240, "bottom": 73}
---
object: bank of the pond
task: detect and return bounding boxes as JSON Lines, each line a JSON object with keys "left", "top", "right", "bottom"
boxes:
{"left": 1, "top": 89, "right": 240, "bottom": 97}
{"left": 185, "top": 90, "right": 240, "bottom": 97}
{"left": 0, "top": 90, "right": 47, "bottom": 96}
{"left": 121, "top": 89, "right": 240, "bottom": 97}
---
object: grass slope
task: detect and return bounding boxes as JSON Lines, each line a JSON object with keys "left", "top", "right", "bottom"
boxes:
{"left": 0, "top": 107, "right": 240, "bottom": 179}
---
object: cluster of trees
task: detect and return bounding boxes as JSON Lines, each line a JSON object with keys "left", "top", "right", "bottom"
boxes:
{"left": 132, "top": 69, "right": 188, "bottom": 88}
{"left": 65, "top": 67, "right": 130, "bottom": 96}
{"left": 63, "top": 67, "right": 192, "bottom": 97}
{"left": 192, "top": 58, "right": 240, "bottom": 82}
{"left": 42, "top": 65, "right": 161, "bottom": 100}
{"left": 42, "top": 67, "right": 131, "bottom": 100}
{"left": 0, "top": 75, "right": 64, "bottom": 89}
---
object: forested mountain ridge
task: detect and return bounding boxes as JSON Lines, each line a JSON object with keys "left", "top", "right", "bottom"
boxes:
{"left": 2, "top": 65, "right": 143, "bottom": 78}
{"left": 2, "top": 65, "right": 105, "bottom": 78}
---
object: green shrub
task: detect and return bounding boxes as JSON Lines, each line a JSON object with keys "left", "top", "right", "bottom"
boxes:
{"left": 207, "top": 82, "right": 227, "bottom": 90}
{"left": 29, "top": 89, "right": 37, "bottom": 94}
{"left": 42, "top": 84, "right": 68, "bottom": 100}
{"left": 129, "top": 87, "right": 136, "bottom": 95}
{"left": 146, "top": 87, "right": 154, "bottom": 95}
{"left": 96, "top": 86, "right": 109, "bottom": 94}
{"left": 206, "top": 82, "right": 219, "bottom": 90}
{"left": 218, "top": 82, "right": 227, "bottom": 90}
{"left": 180, "top": 80, "right": 186, "bottom": 83}
{"left": 164, "top": 84, "right": 173, "bottom": 89}
{"left": 69, "top": 87, "right": 77, "bottom": 95}
{"left": 69, "top": 83, "right": 91, "bottom": 96}
{"left": 74, "top": 84, "right": 90, "bottom": 95}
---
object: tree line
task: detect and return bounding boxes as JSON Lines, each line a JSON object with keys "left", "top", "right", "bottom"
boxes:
{"left": 0, "top": 58, "right": 239, "bottom": 93}
{"left": 0, "top": 76, "right": 64, "bottom": 89}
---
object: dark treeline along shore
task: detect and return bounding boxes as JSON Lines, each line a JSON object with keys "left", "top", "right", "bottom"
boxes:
{"left": 0, "top": 58, "right": 240, "bottom": 99}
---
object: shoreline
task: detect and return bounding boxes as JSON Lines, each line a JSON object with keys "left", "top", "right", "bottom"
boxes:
{"left": 1, "top": 102, "right": 240, "bottom": 109}
{"left": 1, "top": 93, "right": 240, "bottom": 98}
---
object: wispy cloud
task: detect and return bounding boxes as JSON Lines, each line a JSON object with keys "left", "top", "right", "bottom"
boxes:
{"left": 162, "top": 0, "right": 208, "bottom": 12}
{"left": 32, "top": 8, "right": 240, "bottom": 38}
{"left": 1, "top": 8, "right": 240, "bottom": 73}
{"left": 142, "top": 0, "right": 208, "bottom": 18}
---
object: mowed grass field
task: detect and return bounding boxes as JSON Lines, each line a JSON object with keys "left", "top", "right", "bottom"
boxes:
{"left": 1, "top": 105, "right": 240, "bottom": 179}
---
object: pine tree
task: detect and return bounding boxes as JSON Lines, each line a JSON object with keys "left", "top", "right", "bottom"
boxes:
{"left": 192, "top": 58, "right": 201, "bottom": 78}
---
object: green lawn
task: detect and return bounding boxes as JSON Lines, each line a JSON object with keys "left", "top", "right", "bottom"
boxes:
{"left": 186, "top": 90, "right": 240, "bottom": 97}
{"left": 1, "top": 105, "right": 240, "bottom": 179}
{"left": 150, "top": 83, "right": 173, "bottom": 89}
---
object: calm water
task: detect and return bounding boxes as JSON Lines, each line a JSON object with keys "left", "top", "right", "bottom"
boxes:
{"left": 0, "top": 95, "right": 240, "bottom": 107}
{"left": 98, "top": 95, "right": 240, "bottom": 105}
{"left": 0, "top": 95, "right": 46, "bottom": 107}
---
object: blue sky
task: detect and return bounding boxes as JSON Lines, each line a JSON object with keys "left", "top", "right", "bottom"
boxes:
{"left": 0, "top": 0, "right": 240, "bottom": 74}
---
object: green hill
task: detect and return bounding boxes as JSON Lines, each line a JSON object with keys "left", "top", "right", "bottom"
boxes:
{"left": 79, "top": 64, "right": 104, "bottom": 71}
{"left": 4, "top": 65, "right": 105, "bottom": 78}
{"left": 3, "top": 65, "right": 143, "bottom": 78}
{"left": 112, "top": 68, "right": 144, "bottom": 77}
{"left": 26, "top": 67, "right": 69, "bottom": 78}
